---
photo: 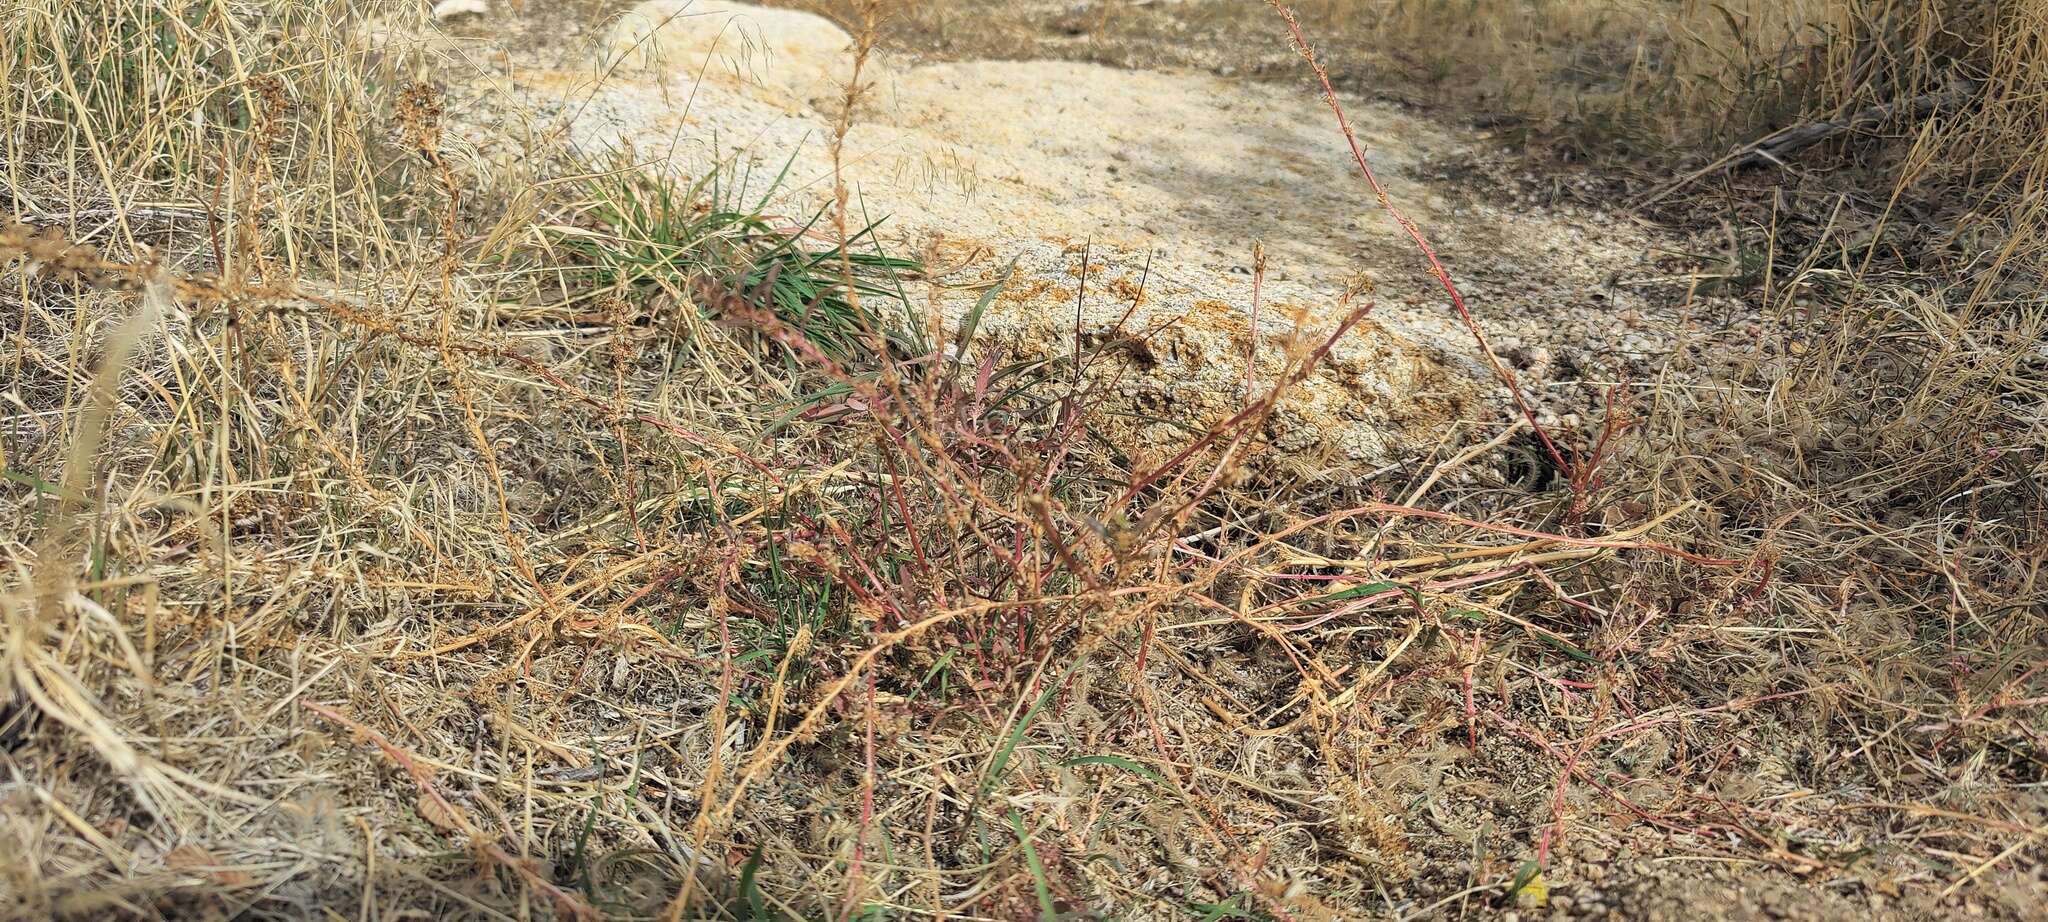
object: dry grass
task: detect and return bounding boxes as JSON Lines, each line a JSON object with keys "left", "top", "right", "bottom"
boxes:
{"left": 1395, "top": 0, "right": 2048, "bottom": 255}
{"left": 1, "top": 1, "right": 2043, "bottom": 920}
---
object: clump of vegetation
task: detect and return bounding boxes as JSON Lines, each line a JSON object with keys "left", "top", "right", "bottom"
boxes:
{"left": 2, "top": 0, "right": 414, "bottom": 273}
{"left": 552, "top": 166, "right": 925, "bottom": 368}
{"left": 1, "top": 1, "right": 2041, "bottom": 920}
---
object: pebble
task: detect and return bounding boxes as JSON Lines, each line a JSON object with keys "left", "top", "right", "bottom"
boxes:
{"left": 433, "top": 0, "right": 489, "bottom": 21}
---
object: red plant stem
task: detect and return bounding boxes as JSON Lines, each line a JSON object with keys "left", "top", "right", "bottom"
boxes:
{"left": 816, "top": 515, "right": 909, "bottom": 618}
{"left": 1491, "top": 710, "right": 1705, "bottom": 839}
{"left": 1525, "top": 563, "right": 1606, "bottom": 621}
{"left": 1268, "top": 2, "right": 1573, "bottom": 479}
{"left": 1072, "top": 240, "right": 1090, "bottom": 383}
{"left": 1464, "top": 627, "right": 1482, "bottom": 750}
{"left": 1567, "top": 381, "right": 1632, "bottom": 525}
{"left": 1246, "top": 242, "right": 1266, "bottom": 405}
{"left": 882, "top": 447, "right": 942, "bottom": 610}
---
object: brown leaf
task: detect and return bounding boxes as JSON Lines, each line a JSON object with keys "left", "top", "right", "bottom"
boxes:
{"left": 417, "top": 794, "right": 469, "bottom": 833}
{"left": 165, "top": 844, "right": 255, "bottom": 889}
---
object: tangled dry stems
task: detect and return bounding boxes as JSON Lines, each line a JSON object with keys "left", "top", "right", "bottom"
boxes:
{"left": 1, "top": 1, "right": 2043, "bottom": 920}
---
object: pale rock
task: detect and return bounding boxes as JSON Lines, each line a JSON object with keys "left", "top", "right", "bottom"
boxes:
{"left": 432, "top": 0, "right": 488, "bottom": 22}
{"left": 601, "top": 0, "right": 890, "bottom": 115}
{"left": 450, "top": 2, "right": 1676, "bottom": 472}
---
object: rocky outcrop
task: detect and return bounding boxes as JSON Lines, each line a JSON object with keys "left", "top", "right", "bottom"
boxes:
{"left": 456, "top": 1, "right": 1672, "bottom": 474}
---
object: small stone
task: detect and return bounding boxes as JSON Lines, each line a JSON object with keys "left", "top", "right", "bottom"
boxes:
{"left": 433, "top": 0, "right": 489, "bottom": 21}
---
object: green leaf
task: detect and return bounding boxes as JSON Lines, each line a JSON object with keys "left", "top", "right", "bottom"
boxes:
{"left": 956, "top": 256, "right": 1019, "bottom": 350}
{"left": 738, "top": 847, "right": 769, "bottom": 920}
{"left": 1535, "top": 632, "right": 1597, "bottom": 663}
{"left": 1009, "top": 809, "right": 1059, "bottom": 922}
{"left": 912, "top": 649, "right": 958, "bottom": 701}
{"left": 1191, "top": 894, "right": 1256, "bottom": 922}
{"left": 0, "top": 467, "right": 80, "bottom": 500}
{"left": 1306, "top": 580, "right": 1420, "bottom": 606}
{"left": 1506, "top": 859, "right": 1544, "bottom": 901}
{"left": 985, "top": 661, "right": 1075, "bottom": 793}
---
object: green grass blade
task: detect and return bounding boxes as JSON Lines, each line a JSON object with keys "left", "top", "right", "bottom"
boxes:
{"left": 1009, "top": 809, "right": 1059, "bottom": 922}
{"left": 956, "top": 256, "right": 1019, "bottom": 350}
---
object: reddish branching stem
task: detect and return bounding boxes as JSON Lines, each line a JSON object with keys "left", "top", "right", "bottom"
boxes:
{"left": 1266, "top": 2, "right": 1574, "bottom": 479}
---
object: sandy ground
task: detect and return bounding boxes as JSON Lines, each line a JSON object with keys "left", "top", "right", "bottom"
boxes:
{"left": 430, "top": 0, "right": 1721, "bottom": 482}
